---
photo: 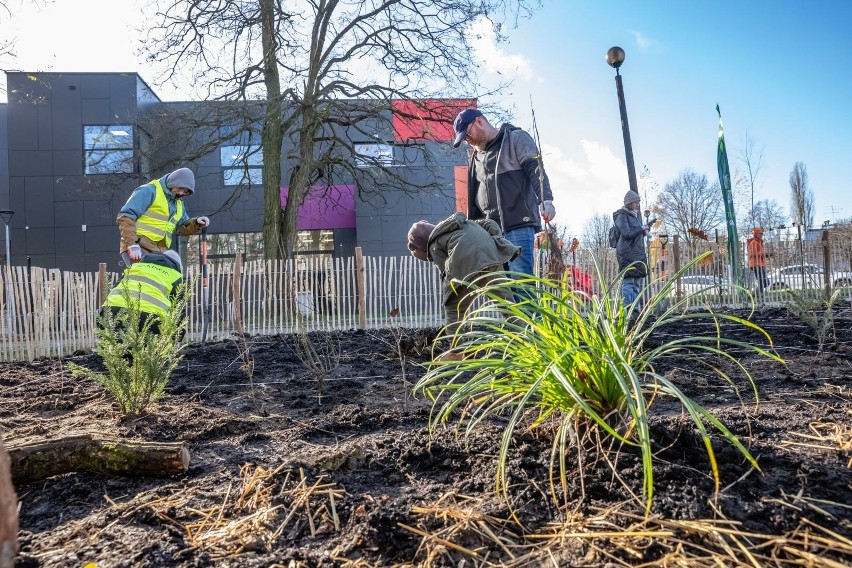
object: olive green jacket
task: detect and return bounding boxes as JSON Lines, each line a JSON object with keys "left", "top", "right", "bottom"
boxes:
{"left": 427, "top": 212, "right": 519, "bottom": 298}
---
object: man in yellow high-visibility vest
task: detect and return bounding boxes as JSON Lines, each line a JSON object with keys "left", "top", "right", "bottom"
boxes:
{"left": 117, "top": 167, "right": 210, "bottom": 267}
{"left": 101, "top": 249, "right": 185, "bottom": 337}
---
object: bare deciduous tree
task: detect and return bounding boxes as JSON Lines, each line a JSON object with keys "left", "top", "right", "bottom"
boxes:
{"left": 582, "top": 212, "right": 610, "bottom": 250}
{"left": 142, "top": 0, "right": 538, "bottom": 259}
{"left": 638, "top": 165, "right": 659, "bottom": 209}
{"left": 735, "top": 131, "right": 764, "bottom": 228}
{"left": 789, "top": 161, "right": 814, "bottom": 229}
{"left": 750, "top": 199, "right": 786, "bottom": 232}
{"left": 655, "top": 169, "right": 723, "bottom": 245}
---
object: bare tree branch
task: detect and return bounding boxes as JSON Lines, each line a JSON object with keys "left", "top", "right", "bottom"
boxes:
{"left": 582, "top": 213, "right": 610, "bottom": 250}
{"left": 655, "top": 169, "right": 724, "bottom": 246}
{"left": 736, "top": 130, "right": 764, "bottom": 228}
{"left": 141, "top": 0, "right": 539, "bottom": 259}
{"left": 751, "top": 199, "right": 786, "bottom": 232}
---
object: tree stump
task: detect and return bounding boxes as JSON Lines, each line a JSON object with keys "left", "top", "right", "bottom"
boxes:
{"left": 0, "top": 438, "right": 18, "bottom": 568}
{"left": 7, "top": 434, "right": 190, "bottom": 486}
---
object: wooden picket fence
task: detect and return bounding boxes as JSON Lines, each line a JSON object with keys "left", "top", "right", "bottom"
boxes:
{"left": 0, "top": 266, "right": 110, "bottom": 362}
{"left": 0, "top": 248, "right": 446, "bottom": 362}
{"left": 2, "top": 234, "right": 852, "bottom": 362}
{"left": 182, "top": 249, "right": 445, "bottom": 342}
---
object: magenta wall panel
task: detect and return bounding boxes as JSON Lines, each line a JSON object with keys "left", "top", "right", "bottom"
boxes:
{"left": 280, "top": 184, "right": 357, "bottom": 230}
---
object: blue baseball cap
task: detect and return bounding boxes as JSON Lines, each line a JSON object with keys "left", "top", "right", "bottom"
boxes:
{"left": 452, "top": 108, "right": 483, "bottom": 148}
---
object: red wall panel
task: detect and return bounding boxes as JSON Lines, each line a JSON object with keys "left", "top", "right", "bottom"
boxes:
{"left": 454, "top": 165, "right": 468, "bottom": 214}
{"left": 392, "top": 98, "right": 476, "bottom": 142}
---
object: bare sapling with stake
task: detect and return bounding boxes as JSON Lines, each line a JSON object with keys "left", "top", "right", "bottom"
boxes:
{"left": 291, "top": 289, "right": 340, "bottom": 402}
{"left": 530, "top": 96, "right": 564, "bottom": 281}
{"left": 386, "top": 307, "right": 413, "bottom": 411}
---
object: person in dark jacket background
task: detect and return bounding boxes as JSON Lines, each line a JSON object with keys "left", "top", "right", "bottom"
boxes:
{"left": 452, "top": 109, "right": 555, "bottom": 279}
{"left": 407, "top": 212, "right": 519, "bottom": 329}
{"left": 613, "top": 190, "right": 654, "bottom": 311}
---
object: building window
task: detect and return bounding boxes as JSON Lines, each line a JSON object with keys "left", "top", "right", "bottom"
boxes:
{"left": 185, "top": 232, "right": 266, "bottom": 267}
{"left": 296, "top": 229, "right": 335, "bottom": 254}
{"left": 354, "top": 143, "right": 394, "bottom": 168}
{"left": 184, "top": 230, "right": 334, "bottom": 268}
{"left": 83, "top": 125, "right": 134, "bottom": 174}
{"left": 221, "top": 145, "right": 263, "bottom": 186}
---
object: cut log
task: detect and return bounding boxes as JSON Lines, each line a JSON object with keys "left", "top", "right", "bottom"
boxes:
{"left": 7, "top": 434, "right": 190, "bottom": 486}
{"left": 0, "top": 438, "right": 18, "bottom": 568}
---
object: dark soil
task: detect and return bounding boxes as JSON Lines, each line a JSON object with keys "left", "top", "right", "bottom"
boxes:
{"left": 3, "top": 308, "right": 852, "bottom": 567}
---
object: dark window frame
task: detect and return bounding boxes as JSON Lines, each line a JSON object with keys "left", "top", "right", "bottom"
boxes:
{"left": 220, "top": 144, "right": 264, "bottom": 186}
{"left": 83, "top": 124, "right": 135, "bottom": 175}
{"left": 354, "top": 142, "right": 394, "bottom": 168}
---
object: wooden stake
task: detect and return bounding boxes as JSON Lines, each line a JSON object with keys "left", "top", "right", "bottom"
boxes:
{"left": 355, "top": 247, "right": 366, "bottom": 330}
{"left": 0, "top": 438, "right": 18, "bottom": 568}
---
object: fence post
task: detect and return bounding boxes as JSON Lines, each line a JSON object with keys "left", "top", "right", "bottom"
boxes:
{"left": 233, "top": 251, "right": 244, "bottom": 336}
{"left": 98, "top": 263, "right": 107, "bottom": 307}
{"left": 355, "top": 247, "right": 366, "bottom": 330}
{"left": 672, "top": 235, "right": 682, "bottom": 299}
{"left": 822, "top": 230, "right": 831, "bottom": 297}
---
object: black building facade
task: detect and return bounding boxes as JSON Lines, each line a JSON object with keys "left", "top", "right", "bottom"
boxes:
{"left": 0, "top": 71, "right": 470, "bottom": 272}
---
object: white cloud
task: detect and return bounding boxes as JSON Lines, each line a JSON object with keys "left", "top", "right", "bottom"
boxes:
{"left": 541, "top": 143, "right": 588, "bottom": 184}
{"left": 541, "top": 140, "right": 628, "bottom": 234}
{"left": 581, "top": 139, "right": 628, "bottom": 188}
{"left": 468, "top": 18, "right": 535, "bottom": 80}
{"left": 631, "top": 30, "right": 660, "bottom": 52}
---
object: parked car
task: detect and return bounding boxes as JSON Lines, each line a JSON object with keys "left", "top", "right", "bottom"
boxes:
{"left": 766, "top": 264, "right": 852, "bottom": 290}
{"left": 669, "top": 274, "right": 733, "bottom": 297}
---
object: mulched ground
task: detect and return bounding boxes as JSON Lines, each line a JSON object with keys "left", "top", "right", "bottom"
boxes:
{"left": 2, "top": 307, "right": 851, "bottom": 567}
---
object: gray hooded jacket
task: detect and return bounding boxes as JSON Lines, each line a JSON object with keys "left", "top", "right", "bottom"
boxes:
{"left": 466, "top": 123, "right": 553, "bottom": 233}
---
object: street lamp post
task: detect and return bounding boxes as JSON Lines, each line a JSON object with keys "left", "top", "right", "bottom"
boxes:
{"left": 0, "top": 210, "right": 12, "bottom": 268}
{"left": 606, "top": 46, "right": 639, "bottom": 196}
{"left": 0, "top": 210, "right": 13, "bottom": 334}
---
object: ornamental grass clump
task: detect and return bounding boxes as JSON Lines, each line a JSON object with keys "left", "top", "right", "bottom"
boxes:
{"left": 415, "top": 253, "right": 783, "bottom": 512}
{"left": 69, "top": 283, "right": 189, "bottom": 416}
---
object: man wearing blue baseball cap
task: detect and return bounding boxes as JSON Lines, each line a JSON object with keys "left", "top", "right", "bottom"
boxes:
{"left": 452, "top": 108, "right": 555, "bottom": 280}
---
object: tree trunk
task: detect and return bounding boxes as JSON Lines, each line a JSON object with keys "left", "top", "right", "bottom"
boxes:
{"left": 260, "top": 0, "right": 286, "bottom": 261}
{"left": 7, "top": 435, "right": 190, "bottom": 486}
{"left": 0, "top": 438, "right": 18, "bottom": 568}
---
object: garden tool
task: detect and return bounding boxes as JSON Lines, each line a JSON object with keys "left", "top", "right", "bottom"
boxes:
{"left": 201, "top": 227, "right": 210, "bottom": 344}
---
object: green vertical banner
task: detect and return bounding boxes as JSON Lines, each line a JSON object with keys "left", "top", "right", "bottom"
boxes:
{"left": 716, "top": 104, "right": 743, "bottom": 287}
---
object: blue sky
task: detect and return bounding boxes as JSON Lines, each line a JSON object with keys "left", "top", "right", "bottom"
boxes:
{"left": 2, "top": 0, "right": 849, "bottom": 236}
{"left": 480, "top": 0, "right": 852, "bottom": 233}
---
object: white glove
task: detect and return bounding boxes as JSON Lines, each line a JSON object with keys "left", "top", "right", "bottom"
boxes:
{"left": 196, "top": 216, "right": 210, "bottom": 228}
{"left": 127, "top": 244, "right": 142, "bottom": 262}
{"left": 540, "top": 200, "right": 556, "bottom": 223}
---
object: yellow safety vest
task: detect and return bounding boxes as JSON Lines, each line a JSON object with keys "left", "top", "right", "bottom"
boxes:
{"left": 104, "top": 261, "right": 182, "bottom": 318}
{"left": 135, "top": 179, "right": 184, "bottom": 248}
